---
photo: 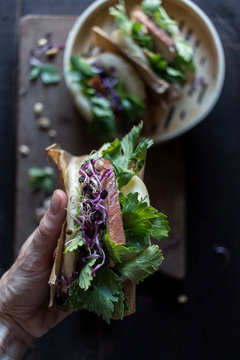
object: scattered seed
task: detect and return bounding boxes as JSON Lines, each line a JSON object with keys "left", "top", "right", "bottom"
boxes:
{"left": 19, "top": 144, "right": 30, "bottom": 156}
{"left": 34, "top": 102, "right": 44, "bottom": 116}
{"left": 19, "top": 87, "right": 27, "bottom": 96}
{"left": 48, "top": 129, "right": 57, "bottom": 138}
{"left": 37, "top": 117, "right": 51, "bottom": 130}
{"left": 45, "top": 47, "right": 59, "bottom": 56}
{"left": 38, "top": 38, "right": 47, "bottom": 47}
{"left": 177, "top": 294, "right": 188, "bottom": 304}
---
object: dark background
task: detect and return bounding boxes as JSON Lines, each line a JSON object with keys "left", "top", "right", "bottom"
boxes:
{"left": 0, "top": 0, "right": 240, "bottom": 359}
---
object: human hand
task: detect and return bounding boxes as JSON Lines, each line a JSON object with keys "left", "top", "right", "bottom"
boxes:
{"left": 0, "top": 190, "right": 68, "bottom": 359}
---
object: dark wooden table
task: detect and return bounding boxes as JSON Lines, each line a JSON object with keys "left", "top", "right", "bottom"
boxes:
{"left": 0, "top": 0, "right": 240, "bottom": 359}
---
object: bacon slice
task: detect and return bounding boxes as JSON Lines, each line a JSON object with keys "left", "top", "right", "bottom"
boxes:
{"left": 96, "top": 159, "right": 126, "bottom": 245}
{"left": 132, "top": 9, "right": 176, "bottom": 61}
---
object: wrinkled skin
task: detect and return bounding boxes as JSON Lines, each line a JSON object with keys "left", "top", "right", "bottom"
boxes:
{"left": 0, "top": 190, "right": 69, "bottom": 339}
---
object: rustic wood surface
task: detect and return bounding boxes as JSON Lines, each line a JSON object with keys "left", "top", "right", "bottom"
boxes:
{"left": 0, "top": 0, "right": 240, "bottom": 359}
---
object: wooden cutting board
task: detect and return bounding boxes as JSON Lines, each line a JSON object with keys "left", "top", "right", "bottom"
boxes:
{"left": 15, "top": 15, "right": 186, "bottom": 279}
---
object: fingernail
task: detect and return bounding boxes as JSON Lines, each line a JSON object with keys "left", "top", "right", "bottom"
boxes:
{"left": 50, "top": 190, "right": 62, "bottom": 215}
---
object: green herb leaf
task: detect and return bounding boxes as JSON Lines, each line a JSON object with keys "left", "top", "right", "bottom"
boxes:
{"left": 119, "top": 192, "right": 170, "bottom": 246}
{"left": 115, "top": 245, "right": 163, "bottom": 284}
{"left": 151, "top": 215, "right": 170, "bottom": 241}
{"left": 113, "top": 290, "right": 130, "bottom": 319}
{"left": 78, "top": 258, "right": 97, "bottom": 291}
{"left": 42, "top": 176, "right": 54, "bottom": 193}
{"left": 30, "top": 63, "right": 61, "bottom": 85}
{"left": 142, "top": 0, "right": 162, "bottom": 13}
{"left": 102, "top": 122, "right": 152, "bottom": 188}
{"left": 30, "top": 66, "right": 41, "bottom": 80}
{"left": 71, "top": 55, "right": 95, "bottom": 77}
{"left": 109, "top": 1, "right": 132, "bottom": 34}
{"left": 63, "top": 234, "right": 85, "bottom": 254}
{"left": 66, "top": 266, "right": 126, "bottom": 323}
{"left": 103, "top": 232, "right": 135, "bottom": 263}
{"left": 65, "top": 281, "right": 85, "bottom": 310}
{"left": 131, "top": 22, "right": 153, "bottom": 50}
{"left": 28, "top": 166, "right": 55, "bottom": 194}
{"left": 89, "top": 96, "right": 116, "bottom": 141}
{"left": 175, "top": 40, "right": 194, "bottom": 64}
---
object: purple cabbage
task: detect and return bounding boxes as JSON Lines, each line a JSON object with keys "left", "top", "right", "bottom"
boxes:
{"left": 57, "top": 157, "right": 113, "bottom": 298}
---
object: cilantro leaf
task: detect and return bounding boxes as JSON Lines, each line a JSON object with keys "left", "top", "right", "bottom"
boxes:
{"left": 84, "top": 266, "right": 123, "bottom": 323}
{"left": 131, "top": 138, "right": 153, "bottom": 173}
{"left": 109, "top": 1, "right": 132, "bottom": 34}
{"left": 40, "top": 63, "right": 61, "bottom": 84}
{"left": 71, "top": 55, "right": 95, "bottom": 77}
{"left": 30, "top": 62, "right": 60, "bottom": 84}
{"left": 78, "top": 258, "right": 97, "bottom": 291}
{"left": 115, "top": 245, "right": 163, "bottom": 284}
{"left": 30, "top": 66, "right": 41, "bottom": 80}
{"left": 151, "top": 215, "right": 170, "bottom": 241}
{"left": 66, "top": 266, "right": 127, "bottom": 323}
{"left": 28, "top": 166, "right": 54, "bottom": 194}
{"left": 113, "top": 290, "right": 130, "bottom": 319}
{"left": 142, "top": 0, "right": 162, "bottom": 13}
{"left": 66, "top": 281, "right": 85, "bottom": 310}
{"left": 89, "top": 96, "right": 116, "bottom": 141}
{"left": 119, "top": 192, "right": 170, "bottom": 247}
{"left": 103, "top": 232, "right": 135, "bottom": 263}
{"left": 63, "top": 233, "right": 85, "bottom": 254}
{"left": 120, "top": 192, "right": 157, "bottom": 237}
{"left": 102, "top": 122, "right": 153, "bottom": 188}
{"left": 131, "top": 22, "right": 154, "bottom": 50}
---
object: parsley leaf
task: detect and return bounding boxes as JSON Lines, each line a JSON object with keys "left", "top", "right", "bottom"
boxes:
{"left": 78, "top": 258, "right": 97, "bottom": 291}
{"left": 115, "top": 245, "right": 163, "bottom": 284}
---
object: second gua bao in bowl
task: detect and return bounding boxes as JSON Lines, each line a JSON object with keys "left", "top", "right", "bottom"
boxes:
{"left": 63, "top": 0, "right": 225, "bottom": 143}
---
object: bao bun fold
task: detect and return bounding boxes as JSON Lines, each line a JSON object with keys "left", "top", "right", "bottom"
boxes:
{"left": 67, "top": 51, "right": 147, "bottom": 141}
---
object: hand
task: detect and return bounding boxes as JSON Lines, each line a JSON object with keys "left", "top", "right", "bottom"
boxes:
{"left": 0, "top": 190, "right": 68, "bottom": 358}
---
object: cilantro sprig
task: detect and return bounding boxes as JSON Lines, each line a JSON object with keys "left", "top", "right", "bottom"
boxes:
{"left": 28, "top": 166, "right": 55, "bottom": 194}
{"left": 102, "top": 122, "right": 153, "bottom": 188}
{"left": 29, "top": 58, "right": 61, "bottom": 84}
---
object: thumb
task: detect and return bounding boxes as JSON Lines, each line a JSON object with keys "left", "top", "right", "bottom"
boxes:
{"left": 32, "top": 190, "right": 67, "bottom": 262}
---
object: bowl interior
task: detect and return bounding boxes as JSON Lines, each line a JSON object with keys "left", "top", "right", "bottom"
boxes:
{"left": 64, "top": 0, "right": 225, "bottom": 143}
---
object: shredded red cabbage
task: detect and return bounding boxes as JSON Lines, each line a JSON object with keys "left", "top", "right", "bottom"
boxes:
{"left": 91, "top": 62, "right": 124, "bottom": 114}
{"left": 57, "top": 157, "right": 112, "bottom": 296}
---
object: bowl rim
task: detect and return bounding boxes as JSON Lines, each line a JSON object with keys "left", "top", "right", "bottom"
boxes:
{"left": 63, "top": 0, "right": 225, "bottom": 143}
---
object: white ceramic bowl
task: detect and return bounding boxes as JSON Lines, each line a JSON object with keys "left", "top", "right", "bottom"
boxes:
{"left": 64, "top": 0, "right": 225, "bottom": 143}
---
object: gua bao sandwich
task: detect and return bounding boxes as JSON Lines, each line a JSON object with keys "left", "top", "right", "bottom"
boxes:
{"left": 67, "top": 52, "right": 146, "bottom": 141}
{"left": 109, "top": 0, "right": 195, "bottom": 87}
{"left": 47, "top": 123, "right": 169, "bottom": 323}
